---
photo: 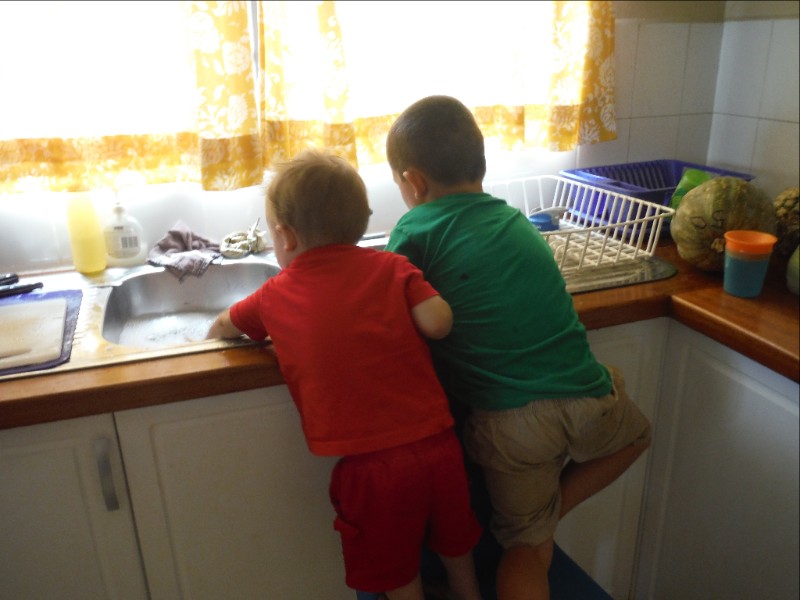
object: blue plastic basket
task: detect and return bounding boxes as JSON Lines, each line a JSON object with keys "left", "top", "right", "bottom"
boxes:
{"left": 559, "top": 159, "right": 755, "bottom": 207}
{"left": 559, "top": 160, "right": 755, "bottom": 234}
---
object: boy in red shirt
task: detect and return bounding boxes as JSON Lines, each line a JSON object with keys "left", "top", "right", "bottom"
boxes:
{"left": 207, "top": 150, "right": 483, "bottom": 600}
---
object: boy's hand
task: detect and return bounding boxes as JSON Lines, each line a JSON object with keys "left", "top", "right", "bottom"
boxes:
{"left": 206, "top": 308, "right": 245, "bottom": 340}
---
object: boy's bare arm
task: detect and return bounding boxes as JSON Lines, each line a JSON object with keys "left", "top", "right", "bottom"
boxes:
{"left": 411, "top": 295, "right": 453, "bottom": 340}
{"left": 206, "top": 308, "right": 245, "bottom": 339}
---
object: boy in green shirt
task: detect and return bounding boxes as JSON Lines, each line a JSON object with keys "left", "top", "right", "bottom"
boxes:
{"left": 385, "top": 95, "right": 652, "bottom": 600}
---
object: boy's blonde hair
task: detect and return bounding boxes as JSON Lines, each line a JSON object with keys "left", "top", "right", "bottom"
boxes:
{"left": 267, "top": 150, "right": 371, "bottom": 248}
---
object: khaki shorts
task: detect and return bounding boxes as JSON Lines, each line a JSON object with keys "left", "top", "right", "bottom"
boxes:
{"left": 463, "top": 366, "right": 651, "bottom": 549}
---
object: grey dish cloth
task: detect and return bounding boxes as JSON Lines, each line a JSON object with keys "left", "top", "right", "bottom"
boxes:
{"left": 148, "top": 220, "right": 222, "bottom": 281}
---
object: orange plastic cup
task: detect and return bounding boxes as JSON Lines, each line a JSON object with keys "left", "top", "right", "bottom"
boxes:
{"left": 724, "top": 230, "right": 778, "bottom": 255}
{"left": 723, "top": 230, "right": 778, "bottom": 298}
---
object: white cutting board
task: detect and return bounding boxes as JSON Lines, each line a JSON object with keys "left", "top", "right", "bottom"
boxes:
{"left": 0, "top": 298, "right": 67, "bottom": 370}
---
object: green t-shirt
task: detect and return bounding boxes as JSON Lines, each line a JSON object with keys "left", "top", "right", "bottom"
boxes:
{"left": 387, "top": 192, "right": 611, "bottom": 410}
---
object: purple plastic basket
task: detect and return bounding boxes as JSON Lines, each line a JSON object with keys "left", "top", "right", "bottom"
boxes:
{"left": 559, "top": 160, "right": 755, "bottom": 234}
{"left": 560, "top": 159, "right": 755, "bottom": 207}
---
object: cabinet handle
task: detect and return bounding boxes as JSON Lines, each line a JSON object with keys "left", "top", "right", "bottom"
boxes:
{"left": 93, "top": 437, "right": 120, "bottom": 511}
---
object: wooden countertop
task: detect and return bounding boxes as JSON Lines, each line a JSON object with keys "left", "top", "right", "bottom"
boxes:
{"left": 575, "top": 244, "right": 799, "bottom": 383}
{"left": 1, "top": 242, "right": 797, "bottom": 430}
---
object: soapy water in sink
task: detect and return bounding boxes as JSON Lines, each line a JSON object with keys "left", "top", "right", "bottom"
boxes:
{"left": 116, "top": 311, "right": 220, "bottom": 347}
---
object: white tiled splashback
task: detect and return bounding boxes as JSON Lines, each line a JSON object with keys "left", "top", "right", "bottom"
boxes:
{"left": 1, "top": 17, "right": 797, "bottom": 275}
{"left": 0, "top": 184, "right": 271, "bottom": 275}
{"left": 709, "top": 18, "right": 800, "bottom": 196}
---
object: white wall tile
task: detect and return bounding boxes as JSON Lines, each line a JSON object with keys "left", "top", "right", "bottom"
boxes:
{"left": 484, "top": 147, "right": 577, "bottom": 181}
{"left": 751, "top": 120, "right": 800, "bottom": 198}
{"left": 359, "top": 164, "right": 407, "bottom": 235}
{"left": 0, "top": 184, "right": 279, "bottom": 275}
{"left": 682, "top": 23, "right": 723, "bottom": 114}
{"left": 628, "top": 116, "right": 681, "bottom": 161}
{"left": 113, "top": 184, "right": 197, "bottom": 250}
{"left": 677, "top": 114, "right": 713, "bottom": 163}
{"left": 134, "top": 185, "right": 271, "bottom": 247}
{"left": 631, "top": 23, "right": 689, "bottom": 118}
{"left": 707, "top": 113, "right": 759, "bottom": 172}
{"left": 760, "top": 19, "right": 800, "bottom": 122}
{"left": 714, "top": 20, "right": 772, "bottom": 117}
{"left": 615, "top": 20, "right": 639, "bottom": 119}
{"left": 0, "top": 194, "right": 63, "bottom": 274}
{"left": 194, "top": 186, "right": 268, "bottom": 242}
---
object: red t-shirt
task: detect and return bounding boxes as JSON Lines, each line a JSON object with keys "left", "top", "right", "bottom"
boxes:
{"left": 230, "top": 244, "right": 454, "bottom": 456}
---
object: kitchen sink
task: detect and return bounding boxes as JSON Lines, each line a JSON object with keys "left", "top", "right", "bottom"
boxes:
{"left": 102, "top": 262, "right": 280, "bottom": 348}
{"left": 0, "top": 231, "right": 676, "bottom": 382}
{"left": 0, "top": 255, "right": 283, "bottom": 380}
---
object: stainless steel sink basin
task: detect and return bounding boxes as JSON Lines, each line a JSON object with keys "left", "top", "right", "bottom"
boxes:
{"left": 102, "top": 262, "right": 280, "bottom": 348}
{"left": 0, "top": 256, "right": 283, "bottom": 381}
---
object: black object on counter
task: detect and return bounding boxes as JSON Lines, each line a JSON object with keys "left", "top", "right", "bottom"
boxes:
{"left": 0, "top": 282, "right": 44, "bottom": 298}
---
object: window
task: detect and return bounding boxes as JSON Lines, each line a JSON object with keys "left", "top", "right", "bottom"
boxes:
{"left": 0, "top": 1, "right": 196, "bottom": 139}
{"left": 0, "top": 1, "right": 615, "bottom": 193}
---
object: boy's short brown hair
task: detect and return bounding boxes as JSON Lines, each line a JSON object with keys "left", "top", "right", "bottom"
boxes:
{"left": 267, "top": 149, "right": 371, "bottom": 247}
{"left": 386, "top": 95, "right": 486, "bottom": 186}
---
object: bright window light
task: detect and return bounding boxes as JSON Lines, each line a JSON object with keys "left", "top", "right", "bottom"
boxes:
{"left": 334, "top": 1, "right": 556, "bottom": 118}
{"left": 0, "top": 0, "right": 196, "bottom": 139}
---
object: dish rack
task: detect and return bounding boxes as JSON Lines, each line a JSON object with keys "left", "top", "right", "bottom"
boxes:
{"left": 484, "top": 175, "right": 675, "bottom": 277}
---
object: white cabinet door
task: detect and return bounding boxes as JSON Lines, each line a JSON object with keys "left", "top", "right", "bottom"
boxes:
{"left": 115, "top": 386, "right": 353, "bottom": 600}
{"left": 555, "top": 317, "right": 669, "bottom": 600}
{"left": 0, "top": 414, "right": 148, "bottom": 600}
{"left": 635, "top": 321, "right": 799, "bottom": 600}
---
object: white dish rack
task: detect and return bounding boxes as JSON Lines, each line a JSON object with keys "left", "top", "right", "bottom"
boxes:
{"left": 485, "top": 175, "right": 675, "bottom": 276}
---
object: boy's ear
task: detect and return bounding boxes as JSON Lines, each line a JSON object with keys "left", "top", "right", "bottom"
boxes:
{"left": 402, "top": 168, "right": 429, "bottom": 200}
{"left": 275, "top": 223, "right": 299, "bottom": 252}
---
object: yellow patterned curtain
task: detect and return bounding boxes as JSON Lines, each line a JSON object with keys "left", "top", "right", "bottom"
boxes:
{"left": 0, "top": 1, "right": 614, "bottom": 193}
{"left": 477, "top": 1, "right": 617, "bottom": 152}
{"left": 257, "top": 0, "right": 616, "bottom": 169}
{"left": 0, "top": 133, "right": 198, "bottom": 194}
{"left": 533, "top": 1, "right": 617, "bottom": 150}
{"left": 258, "top": 1, "right": 352, "bottom": 165}
{"left": 187, "top": 1, "right": 263, "bottom": 189}
{"left": 0, "top": 1, "right": 260, "bottom": 194}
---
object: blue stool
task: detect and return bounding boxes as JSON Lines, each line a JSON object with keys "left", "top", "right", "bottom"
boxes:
{"left": 354, "top": 543, "right": 611, "bottom": 600}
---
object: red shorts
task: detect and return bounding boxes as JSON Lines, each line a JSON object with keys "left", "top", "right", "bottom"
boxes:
{"left": 329, "top": 428, "right": 482, "bottom": 592}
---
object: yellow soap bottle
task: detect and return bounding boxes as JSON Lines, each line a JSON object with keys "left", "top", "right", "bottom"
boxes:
{"left": 66, "top": 193, "right": 107, "bottom": 274}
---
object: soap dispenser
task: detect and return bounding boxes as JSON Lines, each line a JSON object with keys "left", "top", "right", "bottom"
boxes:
{"left": 103, "top": 199, "right": 148, "bottom": 267}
